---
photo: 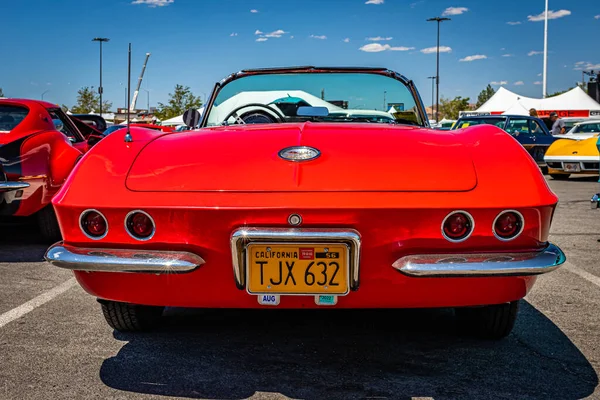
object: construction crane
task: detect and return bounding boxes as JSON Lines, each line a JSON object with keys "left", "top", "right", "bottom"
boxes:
{"left": 129, "top": 52, "right": 151, "bottom": 112}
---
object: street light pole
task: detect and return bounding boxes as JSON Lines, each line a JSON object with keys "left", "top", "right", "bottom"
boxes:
{"left": 41, "top": 90, "right": 50, "bottom": 100}
{"left": 542, "top": 0, "right": 549, "bottom": 98}
{"left": 427, "top": 16, "right": 450, "bottom": 121}
{"left": 92, "top": 37, "right": 110, "bottom": 115}
{"left": 427, "top": 76, "right": 436, "bottom": 119}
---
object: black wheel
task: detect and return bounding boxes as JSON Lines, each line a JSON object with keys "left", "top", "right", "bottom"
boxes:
{"left": 455, "top": 301, "right": 519, "bottom": 339}
{"left": 37, "top": 205, "right": 61, "bottom": 242}
{"left": 99, "top": 300, "right": 164, "bottom": 332}
{"left": 550, "top": 173, "right": 570, "bottom": 180}
{"left": 540, "top": 166, "right": 549, "bottom": 175}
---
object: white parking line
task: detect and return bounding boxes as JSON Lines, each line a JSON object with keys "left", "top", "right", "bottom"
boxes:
{"left": 564, "top": 262, "right": 600, "bottom": 288}
{"left": 0, "top": 277, "right": 76, "bottom": 329}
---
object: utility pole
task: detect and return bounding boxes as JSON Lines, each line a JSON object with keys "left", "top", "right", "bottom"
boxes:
{"left": 427, "top": 17, "right": 450, "bottom": 121}
{"left": 383, "top": 91, "right": 387, "bottom": 111}
{"left": 92, "top": 38, "right": 110, "bottom": 115}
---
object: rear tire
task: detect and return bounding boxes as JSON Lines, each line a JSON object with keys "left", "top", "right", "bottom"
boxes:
{"left": 455, "top": 301, "right": 519, "bottom": 340}
{"left": 550, "top": 173, "right": 570, "bottom": 180}
{"left": 37, "top": 206, "right": 61, "bottom": 242}
{"left": 99, "top": 300, "right": 164, "bottom": 332}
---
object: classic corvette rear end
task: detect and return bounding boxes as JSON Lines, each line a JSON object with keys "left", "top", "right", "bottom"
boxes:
{"left": 45, "top": 67, "right": 565, "bottom": 339}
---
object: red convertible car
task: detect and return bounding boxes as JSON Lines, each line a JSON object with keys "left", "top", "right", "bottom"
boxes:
{"left": 45, "top": 67, "right": 565, "bottom": 339}
{"left": 0, "top": 99, "right": 103, "bottom": 240}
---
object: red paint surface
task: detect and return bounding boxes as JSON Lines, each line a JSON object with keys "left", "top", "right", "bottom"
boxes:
{"left": 54, "top": 123, "right": 559, "bottom": 308}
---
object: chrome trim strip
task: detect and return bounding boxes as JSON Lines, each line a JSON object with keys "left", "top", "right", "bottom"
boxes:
{"left": 0, "top": 182, "right": 29, "bottom": 192}
{"left": 230, "top": 228, "right": 361, "bottom": 290}
{"left": 44, "top": 242, "right": 205, "bottom": 273}
{"left": 393, "top": 243, "right": 565, "bottom": 277}
{"left": 492, "top": 210, "right": 525, "bottom": 242}
{"left": 79, "top": 209, "right": 108, "bottom": 240}
{"left": 124, "top": 210, "right": 156, "bottom": 241}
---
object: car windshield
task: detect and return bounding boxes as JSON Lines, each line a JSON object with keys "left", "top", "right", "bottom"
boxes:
{"left": 453, "top": 117, "right": 506, "bottom": 129}
{"left": 0, "top": 105, "right": 29, "bottom": 132}
{"left": 571, "top": 122, "right": 600, "bottom": 134}
{"left": 204, "top": 71, "right": 423, "bottom": 127}
{"left": 103, "top": 125, "right": 126, "bottom": 135}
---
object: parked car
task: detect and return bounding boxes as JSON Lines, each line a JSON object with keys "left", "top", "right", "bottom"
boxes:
{"left": 452, "top": 115, "right": 557, "bottom": 169}
{"left": 72, "top": 114, "right": 108, "bottom": 132}
{"left": 44, "top": 67, "right": 565, "bottom": 339}
{"left": 0, "top": 99, "right": 104, "bottom": 240}
{"left": 544, "top": 120, "right": 600, "bottom": 179}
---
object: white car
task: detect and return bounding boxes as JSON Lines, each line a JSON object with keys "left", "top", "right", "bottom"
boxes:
{"left": 554, "top": 120, "right": 600, "bottom": 140}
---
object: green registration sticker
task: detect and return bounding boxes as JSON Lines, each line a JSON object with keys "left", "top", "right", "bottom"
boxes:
{"left": 315, "top": 295, "right": 337, "bottom": 306}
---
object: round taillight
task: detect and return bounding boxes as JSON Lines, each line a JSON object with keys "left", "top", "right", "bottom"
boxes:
{"left": 80, "top": 210, "right": 108, "bottom": 239}
{"left": 442, "top": 211, "right": 474, "bottom": 242}
{"left": 125, "top": 211, "right": 155, "bottom": 240}
{"left": 494, "top": 211, "right": 523, "bottom": 241}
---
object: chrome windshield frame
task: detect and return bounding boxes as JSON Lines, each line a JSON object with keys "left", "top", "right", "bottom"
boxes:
{"left": 199, "top": 66, "right": 430, "bottom": 128}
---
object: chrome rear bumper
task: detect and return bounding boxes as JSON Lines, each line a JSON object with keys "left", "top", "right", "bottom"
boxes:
{"left": 0, "top": 182, "right": 29, "bottom": 192}
{"left": 44, "top": 242, "right": 205, "bottom": 273}
{"left": 393, "top": 243, "right": 565, "bottom": 277}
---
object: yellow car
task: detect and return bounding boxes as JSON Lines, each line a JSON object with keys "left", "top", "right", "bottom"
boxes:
{"left": 544, "top": 124, "right": 599, "bottom": 179}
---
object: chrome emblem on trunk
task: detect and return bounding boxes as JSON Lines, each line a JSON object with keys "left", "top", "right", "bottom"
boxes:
{"left": 278, "top": 146, "right": 320, "bottom": 162}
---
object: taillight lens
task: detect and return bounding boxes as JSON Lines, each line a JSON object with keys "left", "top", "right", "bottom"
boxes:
{"left": 125, "top": 211, "right": 155, "bottom": 240}
{"left": 442, "top": 211, "right": 473, "bottom": 242}
{"left": 494, "top": 211, "right": 523, "bottom": 240}
{"left": 80, "top": 210, "right": 107, "bottom": 239}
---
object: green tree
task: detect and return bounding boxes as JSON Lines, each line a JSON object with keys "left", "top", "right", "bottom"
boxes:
{"left": 439, "top": 96, "right": 471, "bottom": 120}
{"left": 476, "top": 84, "right": 495, "bottom": 108}
{"left": 547, "top": 84, "right": 587, "bottom": 97}
{"left": 71, "top": 86, "right": 112, "bottom": 113}
{"left": 155, "top": 84, "right": 203, "bottom": 120}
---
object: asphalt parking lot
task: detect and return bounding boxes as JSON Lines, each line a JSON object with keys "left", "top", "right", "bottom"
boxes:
{"left": 0, "top": 176, "right": 599, "bottom": 400}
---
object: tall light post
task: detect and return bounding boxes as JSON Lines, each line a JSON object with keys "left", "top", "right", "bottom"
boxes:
{"left": 92, "top": 37, "right": 109, "bottom": 115}
{"left": 427, "top": 16, "right": 450, "bottom": 121}
{"left": 427, "top": 76, "right": 436, "bottom": 120}
{"left": 41, "top": 90, "right": 50, "bottom": 100}
{"left": 542, "top": 0, "right": 549, "bottom": 97}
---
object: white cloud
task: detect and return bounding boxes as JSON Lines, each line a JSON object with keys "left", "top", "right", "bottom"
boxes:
{"left": 502, "top": 54, "right": 514, "bottom": 57}
{"left": 230, "top": 32, "right": 238, "bottom": 37}
{"left": 367, "top": 36, "right": 392, "bottom": 41}
{"left": 310, "top": 35, "right": 327, "bottom": 40}
{"left": 254, "top": 30, "right": 263, "bottom": 35}
{"left": 290, "top": 36, "right": 294, "bottom": 39}
{"left": 538, "top": 73, "right": 542, "bottom": 76}
{"left": 250, "top": 9, "right": 258, "bottom": 13}
{"left": 533, "top": 81, "right": 542, "bottom": 85}
{"left": 343, "top": 38, "right": 350, "bottom": 43}
{"left": 131, "top": 0, "right": 173, "bottom": 6}
{"left": 595, "top": 15, "right": 600, "bottom": 19}
{"left": 264, "top": 29, "right": 287, "bottom": 38}
{"left": 500, "top": 48, "right": 506, "bottom": 50}
{"left": 256, "top": 38, "right": 268, "bottom": 42}
{"left": 365, "top": 0, "right": 384, "bottom": 4}
{"left": 528, "top": 50, "right": 543, "bottom": 56}
{"left": 584, "top": 63, "right": 600, "bottom": 70}
{"left": 442, "top": 7, "right": 468, "bottom": 16}
{"left": 514, "top": 81, "right": 524, "bottom": 86}
{"left": 420, "top": 46, "right": 452, "bottom": 54}
{"left": 459, "top": 54, "right": 487, "bottom": 62}
{"left": 507, "top": 21, "right": 522, "bottom": 25}
{"left": 360, "top": 43, "right": 414, "bottom": 52}
{"left": 490, "top": 81, "right": 508, "bottom": 85}
{"left": 575, "top": 61, "right": 586, "bottom": 65}
{"left": 528, "top": 9, "right": 571, "bottom": 22}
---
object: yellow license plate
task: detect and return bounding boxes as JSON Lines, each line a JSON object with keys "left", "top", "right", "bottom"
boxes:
{"left": 246, "top": 243, "right": 349, "bottom": 295}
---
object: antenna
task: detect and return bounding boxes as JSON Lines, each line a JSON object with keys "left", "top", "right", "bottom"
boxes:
{"left": 124, "top": 43, "right": 133, "bottom": 143}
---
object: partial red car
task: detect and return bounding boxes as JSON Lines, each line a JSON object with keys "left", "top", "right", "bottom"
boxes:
{"left": 45, "top": 67, "right": 565, "bottom": 339}
{"left": 0, "top": 99, "right": 103, "bottom": 240}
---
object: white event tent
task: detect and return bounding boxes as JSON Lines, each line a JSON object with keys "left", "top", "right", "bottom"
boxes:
{"left": 462, "top": 86, "right": 600, "bottom": 118}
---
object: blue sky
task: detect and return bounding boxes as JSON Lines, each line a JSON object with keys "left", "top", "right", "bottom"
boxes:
{"left": 1, "top": 0, "right": 598, "bottom": 110}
